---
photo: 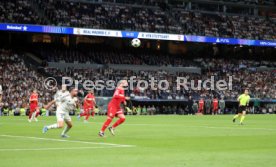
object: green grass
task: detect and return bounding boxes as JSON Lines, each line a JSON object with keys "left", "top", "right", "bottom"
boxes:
{"left": 1, "top": 115, "right": 276, "bottom": 167}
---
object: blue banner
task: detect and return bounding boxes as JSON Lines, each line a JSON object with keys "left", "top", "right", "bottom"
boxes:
{"left": 121, "top": 31, "right": 139, "bottom": 38}
{"left": 0, "top": 23, "right": 275, "bottom": 47}
{"left": 0, "top": 23, "right": 73, "bottom": 34}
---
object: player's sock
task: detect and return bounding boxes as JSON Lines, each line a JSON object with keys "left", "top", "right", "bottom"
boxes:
{"left": 233, "top": 115, "right": 239, "bottom": 119}
{"left": 47, "top": 123, "right": 59, "bottom": 129}
{"left": 233, "top": 114, "right": 239, "bottom": 122}
{"left": 101, "top": 118, "right": 112, "bottom": 132}
{"left": 31, "top": 112, "right": 36, "bottom": 121}
{"left": 233, "top": 114, "right": 239, "bottom": 120}
{"left": 61, "top": 126, "right": 71, "bottom": 135}
{"left": 91, "top": 112, "right": 95, "bottom": 117}
{"left": 240, "top": 115, "right": 245, "bottom": 124}
{"left": 28, "top": 112, "right": 33, "bottom": 120}
{"left": 112, "top": 117, "right": 126, "bottom": 129}
{"left": 85, "top": 114, "right": 90, "bottom": 121}
{"left": 35, "top": 111, "right": 40, "bottom": 118}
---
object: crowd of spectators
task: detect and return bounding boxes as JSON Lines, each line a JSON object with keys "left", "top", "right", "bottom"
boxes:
{"left": 212, "top": 0, "right": 275, "bottom": 6}
{"left": 40, "top": 0, "right": 276, "bottom": 40}
{"left": 1, "top": 0, "right": 273, "bottom": 40}
{"left": 0, "top": 0, "right": 275, "bottom": 115}
{"left": 36, "top": 0, "right": 276, "bottom": 40}
{"left": 34, "top": 44, "right": 198, "bottom": 66}
{"left": 35, "top": 45, "right": 145, "bottom": 64}
{"left": 36, "top": 46, "right": 96, "bottom": 63}
{"left": 173, "top": 11, "right": 275, "bottom": 40}
{"left": 43, "top": 57, "right": 276, "bottom": 100}
{"left": 0, "top": 48, "right": 275, "bottom": 115}
{"left": 0, "top": 49, "right": 54, "bottom": 111}
{"left": 0, "top": 47, "right": 275, "bottom": 106}
{"left": 0, "top": 0, "right": 45, "bottom": 24}
{"left": 197, "top": 58, "right": 276, "bottom": 100}
{"left": 103, "top": 0, "right": 159, "bottom": 6}
{"left": 35, "top": 0, "right": 179, "bottom": 33}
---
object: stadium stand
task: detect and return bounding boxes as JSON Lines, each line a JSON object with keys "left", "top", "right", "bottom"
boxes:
{"left": 32, "top": 43, "right": 198, "bottom": 66}
{"left": 172, "top": 11, "right": 275, "bottom": 40}
{"left": 0, "top": 0, "right": 275, "bottom": 40}
{"left": 43, "top": 63, "right": 275, "bottom": 100}
{"left": 0, "top": 48, "right": 55, "bottom": 110}
{"left": 0, "top": 0, "right": 275, "bottom": 115}
{"left": 0, "top": 0, "right": 46, "bottom": 24}
{"left": 212, "top": 0, "right": 275, "bottom": 6}
{"left": 0, "top": 46, "right": 275, "bottom": 110}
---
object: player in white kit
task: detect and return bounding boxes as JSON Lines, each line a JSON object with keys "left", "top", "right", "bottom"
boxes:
{"left": 54, "top": 85, "right": 70, "bottom": 107}
{"left": 42, "top": 87, "right": 79, "bottom": 138}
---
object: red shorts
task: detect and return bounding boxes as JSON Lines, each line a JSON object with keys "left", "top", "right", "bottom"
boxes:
{"left": 30, "top": 104, "right": 38, "bottom": 113}
{"left": 107, "top": 105, "right": 124, "bottom": 118}
{"left": 213, "top": 107, "right": 218, "bottom": 112}
{"left": 83, "top": 107, "right": 93, "bottom": 113}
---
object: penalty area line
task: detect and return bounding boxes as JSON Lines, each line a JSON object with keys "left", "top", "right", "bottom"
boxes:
{"left": 0, "top": 134, "right": 136, "bottom": 148}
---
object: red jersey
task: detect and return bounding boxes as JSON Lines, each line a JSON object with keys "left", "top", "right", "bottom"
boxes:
{"left": 199, "top": 100, "right": 204, "bottom": 109}
{"left": 29, "top": 93, "right": 38, "bottom": 106}
{"left": 109, "top": 88, "right": 126, "bottom": 108}
{"left": 83, "top": 93, "right": 95, "bottom": 109}
{"left": 213, "top": 99, "right": 218, "bottom": 108}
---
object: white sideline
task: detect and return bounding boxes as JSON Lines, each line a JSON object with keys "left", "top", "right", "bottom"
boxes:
{"left": 0, "top": 146, "right": 122, "bottom": 151}
{"left": 0, "top": 134, "right": 135, "bottom": 148}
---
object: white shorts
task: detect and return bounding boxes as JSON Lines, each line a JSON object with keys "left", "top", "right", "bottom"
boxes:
{"left": 56, "top": 112, "right": 71, "bottom": 122}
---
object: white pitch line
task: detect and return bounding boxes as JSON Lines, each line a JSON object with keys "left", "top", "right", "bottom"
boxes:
{"left": 0, "top": 146, "right": 124, "bottom": 151}
{"left": 0, "top": 135, "right": 135, "bottom": 148}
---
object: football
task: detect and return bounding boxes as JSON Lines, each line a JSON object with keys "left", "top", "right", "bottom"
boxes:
{"left": 131, "top": 38, "right": 141, "bottom": 48}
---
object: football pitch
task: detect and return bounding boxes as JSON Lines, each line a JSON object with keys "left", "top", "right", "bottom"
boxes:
{"left": 0, "top": 115, "right": 276, "bottom": 167}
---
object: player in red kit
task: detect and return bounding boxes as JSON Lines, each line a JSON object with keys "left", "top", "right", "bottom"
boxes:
{"left": 29, "top": 89, "right": 39, "bottom": 122}
{"left": 79, "top": 90, "right": 96, "bottom": 122}
{"left": 198, "top": 98, "right": 204, "bottom": 114}
{"left": 212, "top": 97, "right": 219, "bottom": 115}
{"left": 99, "top": 80, "right": 129, "bottom": 137}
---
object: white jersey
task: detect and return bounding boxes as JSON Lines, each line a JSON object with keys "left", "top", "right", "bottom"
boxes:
{"left": 0, "top": 85, "right": 2, "bottom": 94}
{"left": 57, "top": 95, "right": 78, "bottom": 113}
{"left": 54, "top": 90, "right": 70, "bottom": 106}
